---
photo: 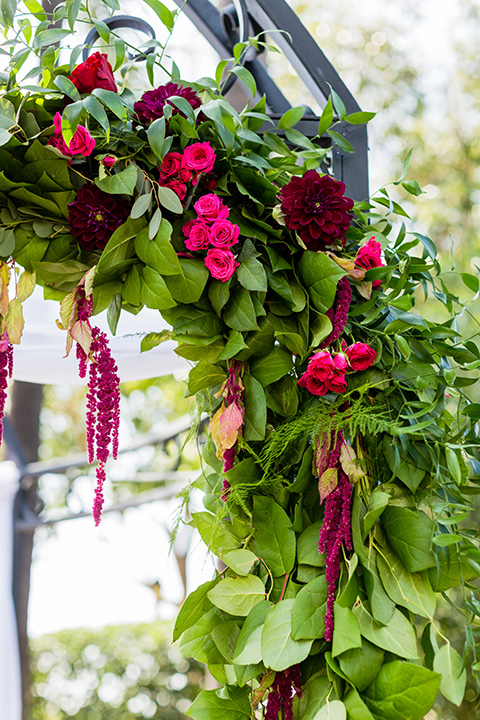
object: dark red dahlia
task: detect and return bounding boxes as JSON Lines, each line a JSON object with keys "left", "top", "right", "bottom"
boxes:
{"left": 279, "top": 170, "right": 354, "bottom": 251}
{"left": 68, "top": 184, "right": 129, "bottom": 251}
{"left": 134, "top": 82, "right": 202, "bottom": 126}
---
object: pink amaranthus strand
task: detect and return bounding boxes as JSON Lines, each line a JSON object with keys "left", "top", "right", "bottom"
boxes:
{"left": 318, "top": 431, "right": 353, "bottom": 642}
{"left": 265, "top": 665, "right": 302, "bottom": 720}
{"left": 0, "top": 333, "right": 13, "bottom": 444}
{"left": 221, "top": 360, "right": 244, "bottom": 500}
{"left": 73, "top": 289, "right": 120, "bottom": 525}
{"left": 321, "top": 276, "right": 352, "bottom": 349}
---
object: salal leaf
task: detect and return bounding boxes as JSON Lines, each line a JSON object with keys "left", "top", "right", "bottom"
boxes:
{"left": 332, "top": 604, "right": 361, "bottom": 656}
{"left": 298, "top": 251, "right": 346, "bottom": 312}
{"left": 381, "top": 506, "right": 435, "bottom": 572}
{"left": 221, "top": 549, "right": 258, "bottom": 576}
{"left": 95, "top": 164, "right": 137, "bottom": 195}
{"left": 179, "top": 608, "right": 225, "bottom": 664}
{"left": 433, "top": 643, "right": 467, "bottom": 706}
{"left": 363, "top": 661, "right": 441, "bottom": 720}
{"left": 191, "top": 511, "right": 238, "bottom": 556}
{"left": 173, "top": 577, "right": 218, "bottom": 641}
{"left": 338, "top": 639, "right": 384, "bottom": 692}
{"left": 353, "top": 604, "right": 419, "bottom": 660}
{"left": 207, "top": 575, "right": 265, "bottom": 616}
{"left": 252, "top": 496, "right": 296, "bottom": 576}
{"left": 291, "top": 575, "right": 328, "bottom": 640}
{"left": 186, "top": 685, "right": 251, "bottom": 720}
{"left": 377, "top": 543, "right": 436, "bottom": 619}
{"left": 314, "top": 700, "right": 347, "bottom": 720}
{"left": 343, "top": 690, "right": 375, "bottom": 720}
{"left": 233, "top": 600, "right": 272, "bottom": 665}
{"left": 261, "top": 599, "right": 313, "bottom": 671}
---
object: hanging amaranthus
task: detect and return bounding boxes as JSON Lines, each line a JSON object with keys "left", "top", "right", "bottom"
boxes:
{"left": 320, "top": 275, "right": 352, "bottom": 349}
{"left": 0, "top": 332, "right": 13, "bottom": 443}
{"left": 265, "top": 665, "right": 302, "bottom": 720}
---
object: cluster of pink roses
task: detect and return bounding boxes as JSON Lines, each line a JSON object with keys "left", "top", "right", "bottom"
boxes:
{"left": 182, "top": 193, "right": 240, "bottom": 282}
{"left": 298, "top": 342, "right": 376, "bottom": 396}
{"left": 159, "top": 142, "right": 216, "bottom": 203}
{"left": 47, "top": 112, "right": 95, "bottom": 161}
{"left": 355, "top": 238, "right": 384, "bottom": 288}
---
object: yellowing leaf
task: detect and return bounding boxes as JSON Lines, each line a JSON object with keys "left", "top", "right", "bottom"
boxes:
{"left": 357, "top": 281, "right": 372, "bottom": 299}
{"left": 84, "top": 266, "right": 96, "bottom": 297}
{"left": 0, "top": 263, "right": 10, "bottom": 317}
{"left": 70, "top": 319, "right": 92, "bottom": 357}
{"left": 6, "top": 298, "right": 24, "bottom": 344}
{"left": 16, "top": 270, "right": 36, "bottom": 302}
{"left": 60, "top": 291, "right": 76, "bottom": 330}
{"left": 318, "top": 467, "right": 338, "bottom": 503}
{"left": 315, "top": 431, "right": 332, "bottom": 478}
{"left": 209, "top": 402, "right": 225, "bottom": 458}
{"left": 218, "top": 402, "right": 244, "bottom": 451}
{"left": 340, "top": 443, "right": 366, "bottom": 484}
{"left": 327, "top": 252, "right": 366, "bottom": 281}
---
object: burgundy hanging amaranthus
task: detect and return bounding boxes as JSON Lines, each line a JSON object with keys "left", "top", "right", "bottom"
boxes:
{"left": 320, "top": 275, "right": 352, "bottom": 349}
{"left": 60, "top": 273, "right": 121, "bottom": 525}
{"left": 0, "top": 332, "right": 13, "bottom": 443}
{"left": 265, "top": 665, "right": 302, "bottom": 720}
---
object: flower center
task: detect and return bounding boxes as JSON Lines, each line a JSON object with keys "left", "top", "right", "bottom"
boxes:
{"left": 94, "top": 212, "right": 104, "bottom": 222}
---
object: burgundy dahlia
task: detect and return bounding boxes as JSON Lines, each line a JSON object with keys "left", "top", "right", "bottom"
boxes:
{"left": 279, "top": 170, "right": 354, "bottom": 251}
{"left": 68, "top": 184, "right": 129, "bottom": 251}
{"left": 134, "top": 82, "right": 202, "bottom": 126}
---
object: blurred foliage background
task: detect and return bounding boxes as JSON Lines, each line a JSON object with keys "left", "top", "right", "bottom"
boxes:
{"left": 26, "top": 0, "right": 480, "bottom": 718}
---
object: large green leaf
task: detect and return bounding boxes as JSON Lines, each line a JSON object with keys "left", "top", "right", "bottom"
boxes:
{"left": 249, "top": 346, "right": 293, "bottom": 387}
{"left": 353, "top": 604, "right": 419, "bottom": 660}
{"left": 261, "top": 599, "right": 313, "bottom": 671}
{"left": 162, "top": 305, "right": 224, "bottom": 338}
{"left": 433, "top": 643, "right": 467, "bottom": 706}
{"left": 186, "top": 686, "right": 251, "bottom": 720}
{"left": 221, "top": 549, "right": 258, "bottom": 577}
{"left": 95, "top": 164, "right": 137, "bottom": 195}
{"left": 292, "top": 675, "right": 331, "bottom": 720}
{"left": 164, "top": 259, "right": 209, "bottom": 302}
{"left": 291, "top": 575, "right": 328, "bottom": 640}
{"left": 207, "top": 575, "right": 265, "bottom": 616}
{"left": 224, "top": 287, "right": 259, "bottom": 331}
{"left": 363, "top": 661, "right": 441, "bottom": 720}
{"left": 332, "top": 604, "right": 361, "bottom": 656}
{"left": 377, "top": 543, "right": 436, "bottom": 619}
{"left": 343, "top": 690, "right": 375, "bottom": 720}
{"left": 252, "top": 496, "right": 296, "bottom": 576}
{"left": 96, "top": 217, "right": 145, "bottom": 280}
{"left": 362, "top": 546, "right": 395, "bottom": 625}
{"left": 140, "top": 267, "right": 176, "bottom": 310}
{"left": 381, "top": 506, "right": 435, "bottom": 572}
{"left": 190, "top": 511, "right": 238, "bottom": 556}
{"left": 134, "top": 221, "right": 182, "bottom": 275}
{"left": 179, "top": 608, "right": 225, "bottom": 664}
{"left": 173, "top": 577, "right": 218, "bottom": 641}
{"left": 298, "top": 251, "right": 346, "bottom": 312}
{"left": 243, "top": 372, "right": 266, "bottom": 441}
{"left": 237, "top": 256, "right": 268, "bottom": 292}
{"left": 233, "top": 600, "right": 272, "bottom": 665}
{"left": 297, "top": 521, "right": 325, "bottom": 567}
{"left": 338, "top": 639, "right": 384, "bottom": 692}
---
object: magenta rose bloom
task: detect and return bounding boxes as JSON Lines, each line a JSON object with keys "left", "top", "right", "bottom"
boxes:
{"left": 68, "top": 184, "right": 128, "bottom": 251}
{"left": 326, "top": 374, "right": 348, "bottom": 393}
{"left": 194, "top": 193, "right": 229, "bottom": 222}
{"left": 48, "top": 112, "right": 95, "bottom": 158}
{"left": 102, "top": 155, "right": 117, "bottom": 169}
{"left": 346, "top": 343, "right": 376, "bottom": 371}
{"left": 209, "top": 219, "right": 239, "bottom": 248}
{"left": 160, "top": 152, "right": 183, "bottom": 179}
{"left": 279, "top": 170, "right": 354, "bottom": 250}
{"left": 69, "top": 52, "right": 117, "bottom": 93}
{"left": 205, "top": 248, "right": 239, "bottom": 282}
{"left": 182, "top": 142, "right": 216, "bottom": 173}
{"left": 134, "top": 82, "right": 202, "bottom": 126}
{"left": 308, "top": 350, "right": 335, "bottom": 381}
{"left": 183, "top": 220, "right": 210, "bottom": 251}
{"left": 355, "top": 238, "right": 384, "bottom": 288}
{"left": 303, "top": 373, "right": 329, "bottom": 396}
{"left": 178, "top": 167, "right": 194, "bottom": 183}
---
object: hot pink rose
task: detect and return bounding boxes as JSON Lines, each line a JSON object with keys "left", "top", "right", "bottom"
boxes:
{"left": 182, "top": 141, "right": 216, "bottom": 173}
{"left": 209, "top": 219, "right": 240, "bottom": 248}
{"left": 355, "top": 238, "right": 384, "bottom": 289}
{"left": 332, "top": 353, "right": 348, "bottom": 373}
{"left": 346, "top": 343, "right": 376, "bottom": 371}
{"left": 308, "top": 350, "right": 335, "bottom": 381}
{"left": 183, "top": 220, "right": 210, "bottom": 250}
{"left": 194, "top": 193, "right": 229, "bottom": 222}
{"left": 159, "top": 178, "right": 187, "bottom": 202}
{"left": 326, "top": 374, "right": 348, "bottom": 393}
{"left": 68, "top": 125, "right": 96, "bottom": 156}
{"left": 160, "top": 152, "right": 182, "bottom": 178}
{"left": 102, "top": 155, "right": 117, "bottom": 168}
{"left": 178, "top": 167, "right": 194, "bottom": 183}
{"left": 205, "top": 248, "right": 239, "bottom": 282}
{"left": 304, "top": 374, "right": 329, "bottom": 396}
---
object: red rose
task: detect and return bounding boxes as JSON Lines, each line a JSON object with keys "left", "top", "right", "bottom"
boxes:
{"left": 332, "top": 353, "right": 348, "bottom": 373}
{"left": 159, "top": 178, "right": 187, "bottom": 202}
{"left": 69, "top": 52, "right": 117, "bottom": 93}
{"left": 346, "top": 343, "right": 376, "bottom": 371}
{"left": 326, "top": 374, "right": 348, "bottom": 393}
{"left": 204, "top": 248, "right": 239, "bottom": 282}
{"left": 194, "top": 194, "right": 229, "bottom": 222}
{"left": 209, "top": 219, "right": 239, "bottom": 248}
{"left": 308, "top": 351, "right": 335, "bottom": 381}
{"left": 102, "top": 155, "right": 117, "bottom": 168}
{"left": 355, "top": 238, "right": 384, "bottom": 289}
{"left": 178, "top": 167, "right": 194, "bottom": 183}
{"left": 183, "top": 220, "right": 210, "bottom": 251}
{"left": 47, "top": 112, "right": 95, "bottom": 158}
{"left": 160, "top": 152, "right": 182, "bottom": 178}
{"left": 305, "top": 374, "right": 329, "bottom": 396}
{"left": 182, "top": 142, "right": 216, "bottom": 173}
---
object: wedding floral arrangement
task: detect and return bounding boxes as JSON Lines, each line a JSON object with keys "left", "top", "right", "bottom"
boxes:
{"left": 0, "top": 2, "right": 480, "bottom": 718}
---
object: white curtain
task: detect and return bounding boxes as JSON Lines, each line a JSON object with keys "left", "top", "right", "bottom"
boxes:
{"left": 0, "top": 462, "right": 22, "bottom": 720}
{"left": 13, "top": 287, "right": 188, "bottom": 385}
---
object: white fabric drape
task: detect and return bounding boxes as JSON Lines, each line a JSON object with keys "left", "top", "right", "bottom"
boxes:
{"left": 13, "top": 287, "right": 188, "bottom": 385}
{"left": 0, "top": 462, "right": 22, "bottom": 720}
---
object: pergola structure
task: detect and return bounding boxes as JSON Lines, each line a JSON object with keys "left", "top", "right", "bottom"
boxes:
{"left": 5, "top": 1, "right": 370, "bottom": 716}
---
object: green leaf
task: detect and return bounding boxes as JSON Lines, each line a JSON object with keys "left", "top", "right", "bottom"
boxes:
{"left": 186, "top": 686, "right": 251, "bottom": 720}
{"left": 164, "top": 258, "right": 209, "bottom": 303}
{"left": 363, "top": 491, "right": 390, "bottom": 537}
{"left": 338, "top": 639, "right": 384, "bottom": 692}
{"left": 277, "top": 106, "right": 305, "bottom": 129}
{"left": 157, "top": 185, "right": 184, "bottom": 213}
{"left": 83, "top": 95, "right": 110, "bottom": 134}
{"left": 377, "top": 544, "right": 436, "bottom": 619}
{"left": 249, "top": 346, "right": 293, "bottom": 387}
{"left": 362, "top": 547, "right": 395, "bottom": 625}
{"left": 134, "top": 221, "right": 181, "bottom": 275}
{"left": 130, "top": 192, "right": 152, "bottom": 219}
{"left": 292, "top": 675, "right": 331, "bottom": 720}
{"left": 363, "top": 661, "right": 441, "bottom": 720}
{"left": 318, "top": 97, "right": 334, "bottom": 136}
{"left": 237, "top": 256, "right": 267, "bottom": 292}
{"left": 433, "top": 643, "right": 467, "bottom": 706}
{"left": 218, "top": 331, "right": 249, "bottom": 361}
{"left": 252, "top": 496, "right": 296, "bottom": 577}
{"left": 243, "top": 372, "right": 266, "bottom": 441}
{"left": 230, "top": 66, "right": 257, "bottom": 96}
{"left": 291, "top": 575, "right": 328, "bottom": 640}
{"left": 140, "top": 330, "right": 172, "bottom": 353}
{"left": 353, "top": 604, "right": 419, "bottom": 660}
{"left": 297, "top": 522, "right": 325, "bottom": 567}
{"left": 261, "top": 599, "right": 313, "bottom": 671}
{"left": 187, "top": 362, "right": 225, "bottom": 396}
{"left": 224, "top": 287, "right": 259, "bottom": 332}
{"left": 345, "top": 111, "right": 376, "bottom": 124}
{"left": 173, "top": 577, "right": 218, "bottom": 641}
{"left": 179, "top": 608, "right": 225, "bottom": 664}
{"left": 298, "top": 251, "right": 346, "bottom": 312}
{"left": 221, "top": 549, "right": 258, "bottom": 577}
{"left": 332, "top": 605, "right": 361, "bottom": 656}
{"left": 147, "top": 117, "right": 166, "bottom": 157}
{"left": 191, "top": 510, "right": 238, "bottom": 555}
{"left": 343, "top": 690, "right": 375, "bottom": 720}
{"left": 92, "top": 88, "right": 127, "bottom": 121}
{"left": 328, "top": 130, "right": 354, "bottom": 153}
{"left": 402, "top": 180, "right": 424, "bottom": 196}
{"left": 53, "top": 75, "right": 81, "bottom": 102}
{"left": 381, "top": 506, "right": 435, "bottom": 572}
{"left": 140, "top": 267, "right": 176, "bottom": 310}
{"left": 314, "top": 701, "right": 346, "bottom": 720}
{"left": 233, "top": 600, "right": 272, "bottom": 665}
{"left": 122, "top": 264, "right": 141, "bottom": 305}
{"left": 95, "top": 164, "right": 137, "bottom": 195}
{"left": 141, "top": 0, "right": 175, "bottom": 30}
{"left": 207, "top": 575, "right": 265, "bottom": 617}
{"left": 33, "top": 28, "right": 70, "bottom": 48}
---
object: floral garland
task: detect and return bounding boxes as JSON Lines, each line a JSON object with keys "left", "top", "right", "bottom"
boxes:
{"left": 0, "top": 8, "right": 479, "bottom": 718}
